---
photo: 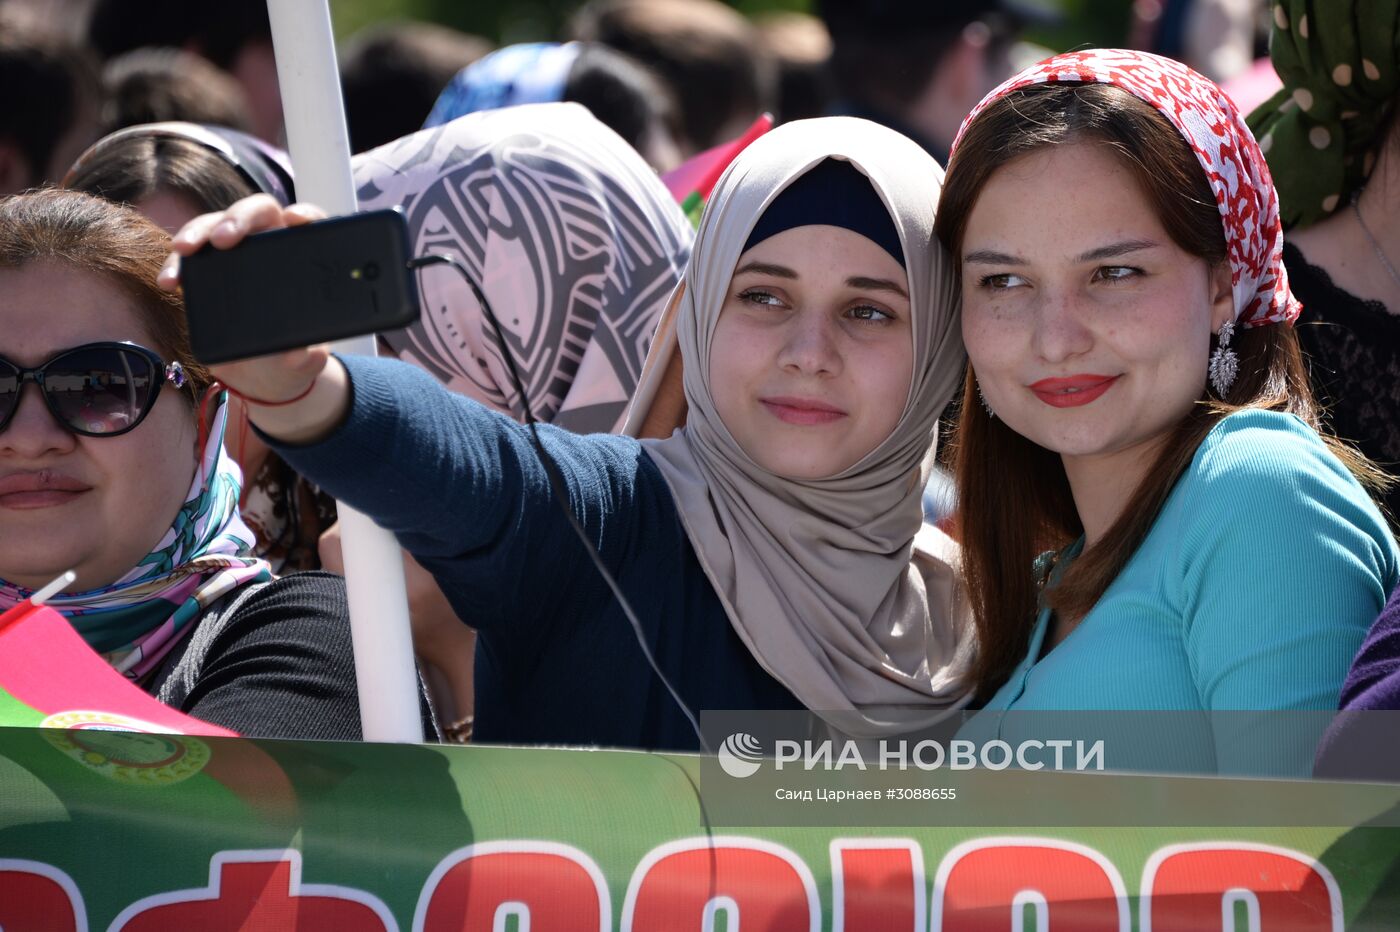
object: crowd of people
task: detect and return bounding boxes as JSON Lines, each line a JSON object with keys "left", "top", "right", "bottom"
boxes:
{"left": 0, "top": 0, "right": 1396, "bottom": 781}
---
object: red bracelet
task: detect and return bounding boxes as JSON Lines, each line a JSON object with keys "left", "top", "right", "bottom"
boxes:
{"left": 212, "top": 377, "right": 319, "bottom": 407}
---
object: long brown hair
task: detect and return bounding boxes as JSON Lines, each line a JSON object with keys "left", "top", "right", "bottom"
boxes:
{"left": 936, "top": 83, "right": 1391, "bottom": 699}
{"left": 0, "top": 187, "right": 212, "bottom": 400}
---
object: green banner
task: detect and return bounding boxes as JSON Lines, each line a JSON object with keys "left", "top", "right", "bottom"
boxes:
{"left": 0, "top": 727, "right": 1396, "bottom": 929}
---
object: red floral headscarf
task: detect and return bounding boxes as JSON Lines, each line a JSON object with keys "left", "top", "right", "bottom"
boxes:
{"left": 952, "top": 49, "right": 1300, "bottom": 329}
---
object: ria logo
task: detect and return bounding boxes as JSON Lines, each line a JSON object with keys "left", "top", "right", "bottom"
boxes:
{"left": 717, "top": 733, "right": 764, "bottom": 778}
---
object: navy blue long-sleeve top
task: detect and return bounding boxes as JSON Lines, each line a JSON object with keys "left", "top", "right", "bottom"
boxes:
{"left": 269, "top": 355, "right": 801, "bottom": 751}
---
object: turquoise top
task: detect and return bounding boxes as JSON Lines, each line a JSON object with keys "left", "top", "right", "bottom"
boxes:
{"left": 966, "top": 410, "right": 1399, "bottom": 775}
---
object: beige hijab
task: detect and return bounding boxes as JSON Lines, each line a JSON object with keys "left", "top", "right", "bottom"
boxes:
{"left": 629, "top": 117, "right": 976, "bottom": 737}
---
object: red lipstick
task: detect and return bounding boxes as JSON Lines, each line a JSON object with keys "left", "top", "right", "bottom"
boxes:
{"left": 1028, "top": 374, "right": 1119, "bottom": 408}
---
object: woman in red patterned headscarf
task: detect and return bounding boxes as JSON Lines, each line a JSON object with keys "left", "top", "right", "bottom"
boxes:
{"left": 939, "top": 50, "right": 1397, "bottom": 761}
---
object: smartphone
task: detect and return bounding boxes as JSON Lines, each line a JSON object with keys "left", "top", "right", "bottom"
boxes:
{"left": 180, "top": 208, "right": 422, "bottom": 365}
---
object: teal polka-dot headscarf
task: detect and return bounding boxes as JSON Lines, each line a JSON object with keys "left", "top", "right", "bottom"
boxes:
{"left": 1248, "top": 1, "right": 1400, "bottom": 228}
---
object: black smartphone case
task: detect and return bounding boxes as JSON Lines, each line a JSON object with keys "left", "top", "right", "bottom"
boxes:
{"left": 181, "top": 208, "right": 422, "bottom": 365}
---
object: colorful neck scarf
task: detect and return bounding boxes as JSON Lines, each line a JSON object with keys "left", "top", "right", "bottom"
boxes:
{"left": 954, "top": 48, "right": 1301, "bottom": 329}
{"left": 1247, "top": 1, "right": 1400, "bottom": 228}
{"left": 354, "top": 102, "right": 693, "bottom": 433}
{"left": 0, "top": 399, "right": 271, "bottom": 681}
{"left": 423, "top": 43, "right": 582, "bottom": 130}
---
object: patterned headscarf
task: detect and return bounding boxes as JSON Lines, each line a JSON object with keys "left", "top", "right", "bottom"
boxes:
{"left": 954, "top": 48, "right": 1301, "bottom": 329}
{"left": 0, "top": 399, "right": 270, "bottom": 681}
{"left": 353, "top": 102, "right": 693, "bottom": 432}
{"left": 1247, "top": 1, "right": 1400, "bottom": 228}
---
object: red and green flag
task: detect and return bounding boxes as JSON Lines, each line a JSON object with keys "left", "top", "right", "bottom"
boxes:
{"left": 0, "top": 598, "right": 234, "bottom": 737}
{"left": 662, "top": 114, "right": 774, "bottom": 227}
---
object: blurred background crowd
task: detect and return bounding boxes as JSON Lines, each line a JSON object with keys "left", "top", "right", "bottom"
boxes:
{"left": 0, "top": 0, "right": 1281, "bottom": 194}
{"left": 5, "top": 0, "right": 1398, "bottom": 752}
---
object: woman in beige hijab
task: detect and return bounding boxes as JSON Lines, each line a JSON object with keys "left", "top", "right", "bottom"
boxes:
{"left": 163, "top": 116, "right": 974, "bottom": 749}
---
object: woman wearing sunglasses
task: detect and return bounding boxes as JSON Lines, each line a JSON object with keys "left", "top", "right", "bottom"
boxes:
{"left": 65, "top": 122, "right": 339, "bottom": 575}
{"left": 0, "top": 188, "right": 366, "bottom": 740}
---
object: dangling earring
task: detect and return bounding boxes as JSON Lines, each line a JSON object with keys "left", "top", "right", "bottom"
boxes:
{"left": 977, "top": 382, "right": 996, "bottom": 419}
{"left": 1208, "top": 319, "right": 1238, "bottom": 397}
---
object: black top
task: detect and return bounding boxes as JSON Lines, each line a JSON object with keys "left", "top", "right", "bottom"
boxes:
{"left": 1285, "top": 242, "right": 1400, "bottom": 527}
{"left": 149, "top": 572, "right": 368, "bottom": 741}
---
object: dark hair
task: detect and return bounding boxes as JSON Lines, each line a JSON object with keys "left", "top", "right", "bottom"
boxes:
{"left": 827, "top": 29, "right": 959, "bottom": 120}
{"left": 340, "top": 21, "right": 493, "bottom": 154}
{"left": 85, "top": 0, "right": 271, "bottom": 70}
{"left": 754, "top": 12, "right": 834, "bottom": 124}
{"left": 822, "top": 6, "right": 1017, "bottom": 123}
{"left": 101, "top": 48, "right": 251, "bottom": 136}
{"left": 564, "top": 43, "right": 679, "bottom": 156}
{"left": 568, "top": 0, "right": 770, "bottom": 152}
{"left": 936, "top": 82, "right": 1390, "bottom": 699}
{"left": 66, "top": 134, "right": 256, "bottom": 217}
{"left": 1361, "top": 91, "right": 1400, "bottom": 186}
{"left": 0, "top": 17, "right": 101, "bottom": 189}
{"left": 0, "top": 188, "right": 212, "bottom": 401}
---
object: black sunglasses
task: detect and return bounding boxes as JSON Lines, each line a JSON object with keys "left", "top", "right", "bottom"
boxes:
{"left": 0, "top": 342, "right": 188, "bottom": 437}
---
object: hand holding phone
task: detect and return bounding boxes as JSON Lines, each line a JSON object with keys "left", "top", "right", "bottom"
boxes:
{"left": 159, "top": 196, "right": 349, "bottom": 444}
{"left": 176, "top": 196, "right": 419, "bottom": 362}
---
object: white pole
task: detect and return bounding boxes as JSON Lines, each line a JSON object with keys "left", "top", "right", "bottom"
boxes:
{"left": 266, "top": 0, "right": 423, "bottom": 742}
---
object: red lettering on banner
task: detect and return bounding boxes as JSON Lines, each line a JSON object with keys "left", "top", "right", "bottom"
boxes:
{"left": 623, "top": 836, "right": 819, "bottom": 931}
{"left": 0, "top": 860, "right": 85, "bottom": 932}
{"left": 110, "top": 850, "right": 395, "bottom": 931}
{"left": 1141, "top": 843, "right": 1342, "bottom": 931}
{"left": 413, "top": 841, "right": 610, "bottom": 931}
{"left": 932, "top": 837, "right": 1130, "bottom": 931}
{"left": 830, "top": 839, "right": 925, "bottom": 931}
